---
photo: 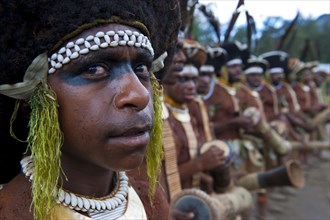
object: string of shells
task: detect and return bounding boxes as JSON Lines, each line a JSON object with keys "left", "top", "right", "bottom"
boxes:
{"left": 48, "top": 30, "right": 154, "bottom": 74}
{"left": 20, "top": 156, "right": 129, "bottom": 213}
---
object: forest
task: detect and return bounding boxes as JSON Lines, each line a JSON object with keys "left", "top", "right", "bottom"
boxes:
{"left": 189, "top": 5, "right": 330, "bottom": 63}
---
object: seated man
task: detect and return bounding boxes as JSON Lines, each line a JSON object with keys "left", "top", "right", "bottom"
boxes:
{"left": 163, "top": 41, "right": 225, "bottom": 191}
{"left": 200, "top": 44, "right": 291, "bottom": 220}
{"left": 162, "top": 39, "right": 253, "bottom": 220}
{"left": 292, "top": 61, "right": 330, "bottom": 130}
{"left": 260, "top": 52, "right": 314, "bottom": 136}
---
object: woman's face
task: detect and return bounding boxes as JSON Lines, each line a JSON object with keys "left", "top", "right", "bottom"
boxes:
{"left": 227, "top": 64, "right": 243, "bottom": 84}
{"left": 271, "top": 72, "right": 283, "bottom": 86}
{"left": 246, "top": 73, "right": 262, "bottom": 88}
{"left": 162, "top": 38, "right": 187, "bottom": 85}
{"left": 48, "top": 23, "right": 154, "bottom": 172}
{"left": 301, "top": 69, "right": 313, "bottom": 83}
{"left": 164, "top": 68, "right": 198, "bottom": 104}
{"left": 197, "top": 72, "right": 213, "bottom": 95}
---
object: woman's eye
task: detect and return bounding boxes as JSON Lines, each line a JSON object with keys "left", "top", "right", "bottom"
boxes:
{"left": 82, "top": 65, "right": 108, "bottom": 79}
{"left": 135, "top": 65, "right": 150, "bottom": 80}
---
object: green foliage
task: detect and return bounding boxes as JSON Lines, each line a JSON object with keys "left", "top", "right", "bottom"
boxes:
{"left": 191, "top": 11, "right": 329, "bottom": 63}
{"left": 254, "top": 15, "right": 329, "bottom": 62}
{"left": 190, "top": 11, "right": 219, "bottom": 46}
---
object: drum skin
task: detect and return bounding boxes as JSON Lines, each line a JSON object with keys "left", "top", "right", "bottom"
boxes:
{"left": 171, "top": 188, "right": 220, "bottom": 220}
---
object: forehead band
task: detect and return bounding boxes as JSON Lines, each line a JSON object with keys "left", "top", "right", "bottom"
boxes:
{"left": 245, "top": 67, "right": 263, "bottom": 75}
{"left": 48, "top": 30, "right": 154, "bottom": 74}
{"left": 0, "top": 29, "right": 161, "bottom": 99}
{"left": 269, "top": 67, "right": 284, "bottom": 74}
{"left": 200, "top": 65, "right": 215, "bottom": 73}
{"left": 180, "top": 64, "right": 199, "bottom": 75}
{"left": 226, "top": 58, "right": 242, "bottom": 66}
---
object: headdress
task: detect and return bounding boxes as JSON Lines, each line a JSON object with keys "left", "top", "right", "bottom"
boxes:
{"left": 291, "top": 60, "right": 319, "bottom": 81}
{"left": 243, "top": 56, "right": 269, "bottom": 75}
{"left": 0, "top": 1, "right": 181, "bottom": 219}
{"left": 221, "top": 41, "right": 249, "bottom": 66}
{"left": 313, "top": 64, "right": 330, "bottom": 76}
{"left": 200, "top": 46, "right": 227, "bottom": 76}
{"left": 182, "top": 38, "right": 207, "bottom": 69}
{"left": 220, "top": 41, "right": 249, "bottom": 85}
{"left": 259, "top": 51, "right": 289, "bottom": 75}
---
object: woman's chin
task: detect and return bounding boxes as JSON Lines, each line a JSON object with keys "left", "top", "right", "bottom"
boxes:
{"left": 116, "top": 155, "right": 146, "bottom": 172}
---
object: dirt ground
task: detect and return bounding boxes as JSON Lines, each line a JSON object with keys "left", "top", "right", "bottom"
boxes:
{"left": 250, "top": 125, "right": 330, "bottom": 220}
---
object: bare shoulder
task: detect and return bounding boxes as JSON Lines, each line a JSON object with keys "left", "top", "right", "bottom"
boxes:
{"left": 0, "top": 173, "right": 33, "bottom": 220}
{"left": 127, "top": 161, "right": 170, "bottom": 220}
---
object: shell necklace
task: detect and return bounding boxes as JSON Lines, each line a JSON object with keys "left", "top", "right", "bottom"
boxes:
{"left": 20, "top": 156, "right": 129, "bottom": 219}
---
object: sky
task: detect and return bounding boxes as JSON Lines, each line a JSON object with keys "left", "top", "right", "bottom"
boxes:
{"left": 199, "top": 0, "right": 330, "bottom": 28}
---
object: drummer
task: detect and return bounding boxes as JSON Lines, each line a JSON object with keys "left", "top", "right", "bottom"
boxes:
{"left": 162, "top": 37, "right": 254, "bottom": 220}
{"left": 162, "top": 37, "right": 226, "bottom": 192}
{"left": 198, "top": 42, "right": 292, "bottom": 220}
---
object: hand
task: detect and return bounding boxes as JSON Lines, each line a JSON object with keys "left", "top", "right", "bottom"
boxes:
{"left": 200, "top": 172, "right": 214, "bottom": 194}
{"left": 233, "top": 171, "right": 248, "bottom": 184}
{"left": 170, "top": 208, "right": 195, "bottom": 220}
{"left": 302, "top": 123, "right": 315, "bottom": 132}
{"left": 199, "top": 146, "right": 226, "bottom": 171}
{"left": 234, "top": 116, "right": 254, "bottom": 130}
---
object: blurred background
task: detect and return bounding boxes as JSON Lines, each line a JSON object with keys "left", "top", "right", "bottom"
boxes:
{"left": 186, "top": 0, "right": 329, "bottom": 67}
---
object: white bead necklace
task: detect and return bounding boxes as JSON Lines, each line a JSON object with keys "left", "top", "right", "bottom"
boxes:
{"left": 20, "top": 156, "right": 129, "bottom": 219}
{"left": 202, "top": 77, "right": 216, "bottom": 100}
{"left": 165, "top": 103, "right": 191, "bottom": 123}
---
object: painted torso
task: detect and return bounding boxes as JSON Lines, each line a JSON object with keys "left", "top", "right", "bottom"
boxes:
{"left": 164, "top": 100, "right": 202, "bottom": 189}
{"left": 258, "top": 83, "right": 279, "bottom": 122}
{"left": 293, "top": 83, "right": 312, "bottom": 112}
{"left": 276, "top": 82, "right": 301, "bottom": 113}
{"left": 203, "top": 82, "right": 240, "bottom": 140}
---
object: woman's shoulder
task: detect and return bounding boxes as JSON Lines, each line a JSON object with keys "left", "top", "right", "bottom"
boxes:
{"left": 0, "top": 173, "right": 33, "bottom": 219}
{"left": 128, "top": 164, "right": 170, "bottom": 220}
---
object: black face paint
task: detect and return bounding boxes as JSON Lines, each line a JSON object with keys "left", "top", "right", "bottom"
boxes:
{"left": 57, "top": 48, "right": 152, "bottom": 87}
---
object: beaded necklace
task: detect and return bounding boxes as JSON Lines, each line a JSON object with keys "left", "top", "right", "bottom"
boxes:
{"left": 20, "top": 156, "right": 129, "bottom": 219}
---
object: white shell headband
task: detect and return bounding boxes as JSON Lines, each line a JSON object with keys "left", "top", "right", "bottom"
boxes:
{"left": 48, "top": 30, "right": 154, "bottom": 74}
{"left": 0, "top": 29, "right": 168, "bottom": 100}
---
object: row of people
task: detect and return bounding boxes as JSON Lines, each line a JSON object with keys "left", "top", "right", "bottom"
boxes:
{"left": 0, "top": 0, "right": 328, "bottom": 219}
{"left": 160, "top": 34, "right": 329, "bottom": 219}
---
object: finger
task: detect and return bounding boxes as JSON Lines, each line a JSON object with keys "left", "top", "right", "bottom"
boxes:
{"left": 207, "top": 186, "right": 214, "bottom": 194}
{"left": 171, "top": 209, "right": 195, "bottom": 220}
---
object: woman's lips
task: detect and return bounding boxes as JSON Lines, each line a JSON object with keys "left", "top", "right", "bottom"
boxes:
{"left": 184, "top": 93, "right": 197, "bottom": 101}
{"left": 120, "top": 126, "right": 150, "bottom": 136}
{"left": 173, "top": 62, "right": 184, "bottom": 72}
{"left": 107, "top": 126, "right": 151, "bottom": 150}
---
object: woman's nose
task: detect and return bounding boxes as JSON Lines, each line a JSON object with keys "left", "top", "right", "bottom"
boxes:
{"left": 185, "top": 79, "right": 197, "bottom": 92}
{"left": 176, "top": 49, "right": 187, "bottom": 63}
{"left": 114, "top": 72, "right": 150, "bottom": 111}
